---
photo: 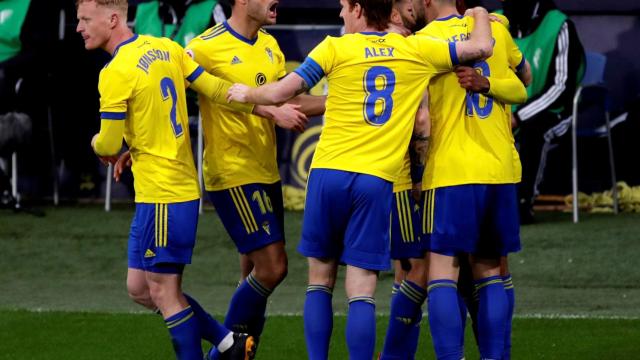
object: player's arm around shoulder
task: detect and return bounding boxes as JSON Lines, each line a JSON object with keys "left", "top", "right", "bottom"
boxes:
{"left": 228, "top": 36, "right": 333, "bottom": 106}
{"left": 455, "top": 7, "right": 494, "bottom": 64}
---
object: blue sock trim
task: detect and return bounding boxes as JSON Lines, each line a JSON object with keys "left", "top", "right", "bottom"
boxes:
{"left": 306, "top": 285, "right": 333, "bottom": 295}
{"left": 246, "top": 273, "right": 272, "bottom": 297}
{"left": 502, "top": 274, "right": 514, "bottom": 289}
{"left": 427, "top": 279, "right": 457, "bottom": 293}
{"left": 474, "top": 275, "right": 504, "bottom": 290}
{"left": 399, "top": 280, "right": 427, "bottom": 304}
{"left": 165, "top": 307, "right": 194, "bottom": 329}
{"left": 391, "top": 282, "right": 400, "bottom": 295}
{"left": 349, "top": 296, "right": 376, "bottom": 306}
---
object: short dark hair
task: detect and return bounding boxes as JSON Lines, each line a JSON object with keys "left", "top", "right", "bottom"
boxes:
{"left": 348, "top": 0, "right": 393, "bottom": 31}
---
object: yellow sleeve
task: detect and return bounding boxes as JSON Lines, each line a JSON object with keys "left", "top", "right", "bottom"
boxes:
{"left": 189, "top": 71, "right": 255, "bottom": 114}
{"left": 411, "top": 35, "right": 455, "bottom": 73}
{"left": 306, "top": 36, "right": 335, "bottom": 75}
{"left": 499, "top": 26, "right": 525, "bottom": 71}
{"left": 95, "top": 67, "right": 131, "bottom": 156}
{"left": 184, "top": 36, "right": 212, "bottom": 71}
{"left": 487, "top": 70, "right": 528, "bottom": 105}
{"left": 183, "top": 36, "right": 254, "bottom": 113}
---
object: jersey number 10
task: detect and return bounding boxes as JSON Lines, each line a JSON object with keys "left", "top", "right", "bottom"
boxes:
{"left": 465, "top": 60, "right": 494, "bottom": 119}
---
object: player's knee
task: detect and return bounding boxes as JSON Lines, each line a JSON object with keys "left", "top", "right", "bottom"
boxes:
{"left": 127, "top": 287, "right": 151, "bottom": 306}
{"left": 126, "top": 276, "right": 154, "bottom": 308}
{"left": 257, "top": 258, "right": 288, "bottom": 287}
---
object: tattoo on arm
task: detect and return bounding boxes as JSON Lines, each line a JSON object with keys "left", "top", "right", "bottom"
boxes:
{"left": 410, "top": 133, "right": 430, "bottom": 167}
{"left": 294, "top": 79, "right": 310, "bottom": 96}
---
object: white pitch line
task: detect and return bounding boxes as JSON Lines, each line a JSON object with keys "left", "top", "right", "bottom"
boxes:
{"left": 8, "top": 308, "right": 640, "bottom": 320}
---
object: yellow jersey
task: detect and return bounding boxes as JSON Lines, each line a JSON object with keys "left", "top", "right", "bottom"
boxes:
{"left": 417, "top": 16, "right": 525, "bottom": 189}
{"left": 294, "top": 32, "right": 456, "bottom": 182}
{"left": 186, "top": 22, "right": 287, "bottom": 191}
{"left": 98, "top": 34, "right": 205, "bottom": 203}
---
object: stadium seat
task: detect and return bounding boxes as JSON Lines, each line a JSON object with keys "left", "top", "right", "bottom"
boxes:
{"left": 571, "top": 52, "right": 619, "bottom": 223}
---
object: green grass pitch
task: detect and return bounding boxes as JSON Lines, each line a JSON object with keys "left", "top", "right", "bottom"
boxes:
{"left": 1, "top": 206, "right": 639, "bottom": 359}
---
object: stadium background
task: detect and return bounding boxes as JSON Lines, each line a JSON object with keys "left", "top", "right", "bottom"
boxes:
{"left": 1, "top": 0, "right": 640, "bottom": 204}
{"left": 1, "top": 1, "right": 640, "bottom": 359}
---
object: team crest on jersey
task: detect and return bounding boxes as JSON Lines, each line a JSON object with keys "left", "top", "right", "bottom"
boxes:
{"left": 255, "top": 72, "right": 267, "bottom": 86}
{"left": 265, "top": 47, "right": 274, "bottom": 63}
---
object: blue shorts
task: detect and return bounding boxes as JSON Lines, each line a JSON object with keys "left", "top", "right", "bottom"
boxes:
{"left": 423, "top": 184, "right": 521, "bottom": 257}
{"left": 207, "top": 182, "right": 284, "bottom": 254}
{"left": 390, "top": 190, "right": 427, "bottom": 260}
{"left": 298, "top": 169, "right": 392, "bottom": 271}
{"left": 128, "top": 199, "right": 199, "bottom": 274}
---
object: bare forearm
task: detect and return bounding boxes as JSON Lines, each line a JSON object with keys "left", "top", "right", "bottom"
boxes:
{"left": 288, "top": 94, "right": 326, "bottom": 117}
{"left": 247, "top": 73, "right": 309, "bottom": 105}
{"left": 518, "top": 60, "right": 533, "bottom": 87}
{"left": 410, "top": 95, "right": 431, "bottom": 183}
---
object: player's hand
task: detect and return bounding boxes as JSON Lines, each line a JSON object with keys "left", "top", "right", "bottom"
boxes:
{"left": 455, "top": 66, "right": 490, "bottom": 93}
{"left": 465, "top": 6, "right": 488, "bottom": 17}
{"left": 411, "top": 182, "right": 422, "bottom": 203}
{"left": 113, "top": 151, "right": 132, "bottom": 183}
{"left": 227, "top": 83, "right": 251, "bottom": 103}
{"left": 511, "top": 113, "right": 519, "bottom": 130}
{"left": 272, "top": 104, "right": 308, "bottom": 133}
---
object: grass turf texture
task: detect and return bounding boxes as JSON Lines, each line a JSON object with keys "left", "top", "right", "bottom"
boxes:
{"left": 1, "top": 206, "right": 640, "bottom": 358}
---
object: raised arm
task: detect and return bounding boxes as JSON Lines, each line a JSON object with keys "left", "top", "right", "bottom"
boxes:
{"left": 455, "top": 7, "right": 494, "bottom": 64}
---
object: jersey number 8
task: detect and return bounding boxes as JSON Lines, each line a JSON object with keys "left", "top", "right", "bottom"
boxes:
{"left": 363, "top": 66, "right": 396, "bottom": 126}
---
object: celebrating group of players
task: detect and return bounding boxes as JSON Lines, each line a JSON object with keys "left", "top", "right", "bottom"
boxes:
{"left": 80, "top": 0, "right": 532, "bottom": 359}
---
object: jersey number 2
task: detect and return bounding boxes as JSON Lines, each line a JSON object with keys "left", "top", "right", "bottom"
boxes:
{"left": 160, "top": 77, "right": 183, "bottom": 137}
{"left": 465, "top": 60, "right": 494, "bottom": 119}
{"left": 363, "top": 66, "right": 396, "bottom": 126}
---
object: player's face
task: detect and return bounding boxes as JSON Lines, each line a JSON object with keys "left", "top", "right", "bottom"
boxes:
{"left": 247, "top": 0, "right": 279, "bottom": 26}
{"left": 76, "top": 1, "right": 113, "bottom": 50}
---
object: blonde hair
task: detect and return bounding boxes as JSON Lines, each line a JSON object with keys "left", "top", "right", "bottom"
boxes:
{"left": 76, "top": 0, "right": 128, "bottom": 16}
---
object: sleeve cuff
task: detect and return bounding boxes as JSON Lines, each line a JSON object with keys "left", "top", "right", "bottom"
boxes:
{"left": 449, "top": 42, "right": 459, "bottom": 66}
{"left": 186, "top": 66, "right": 205, "bottom": 82}
{"left": 293, "top": 57, "right": 325, "bottom": 89}
{"left": 101, "top": 112, "right": 126, "bottom": 120}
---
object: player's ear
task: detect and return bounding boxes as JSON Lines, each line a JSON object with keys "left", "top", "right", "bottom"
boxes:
{"left": 354, "top": 2, "right": 363, "bottom": 19}
{"left": 109, "top": 11, "right": 119, "bottom": 29}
